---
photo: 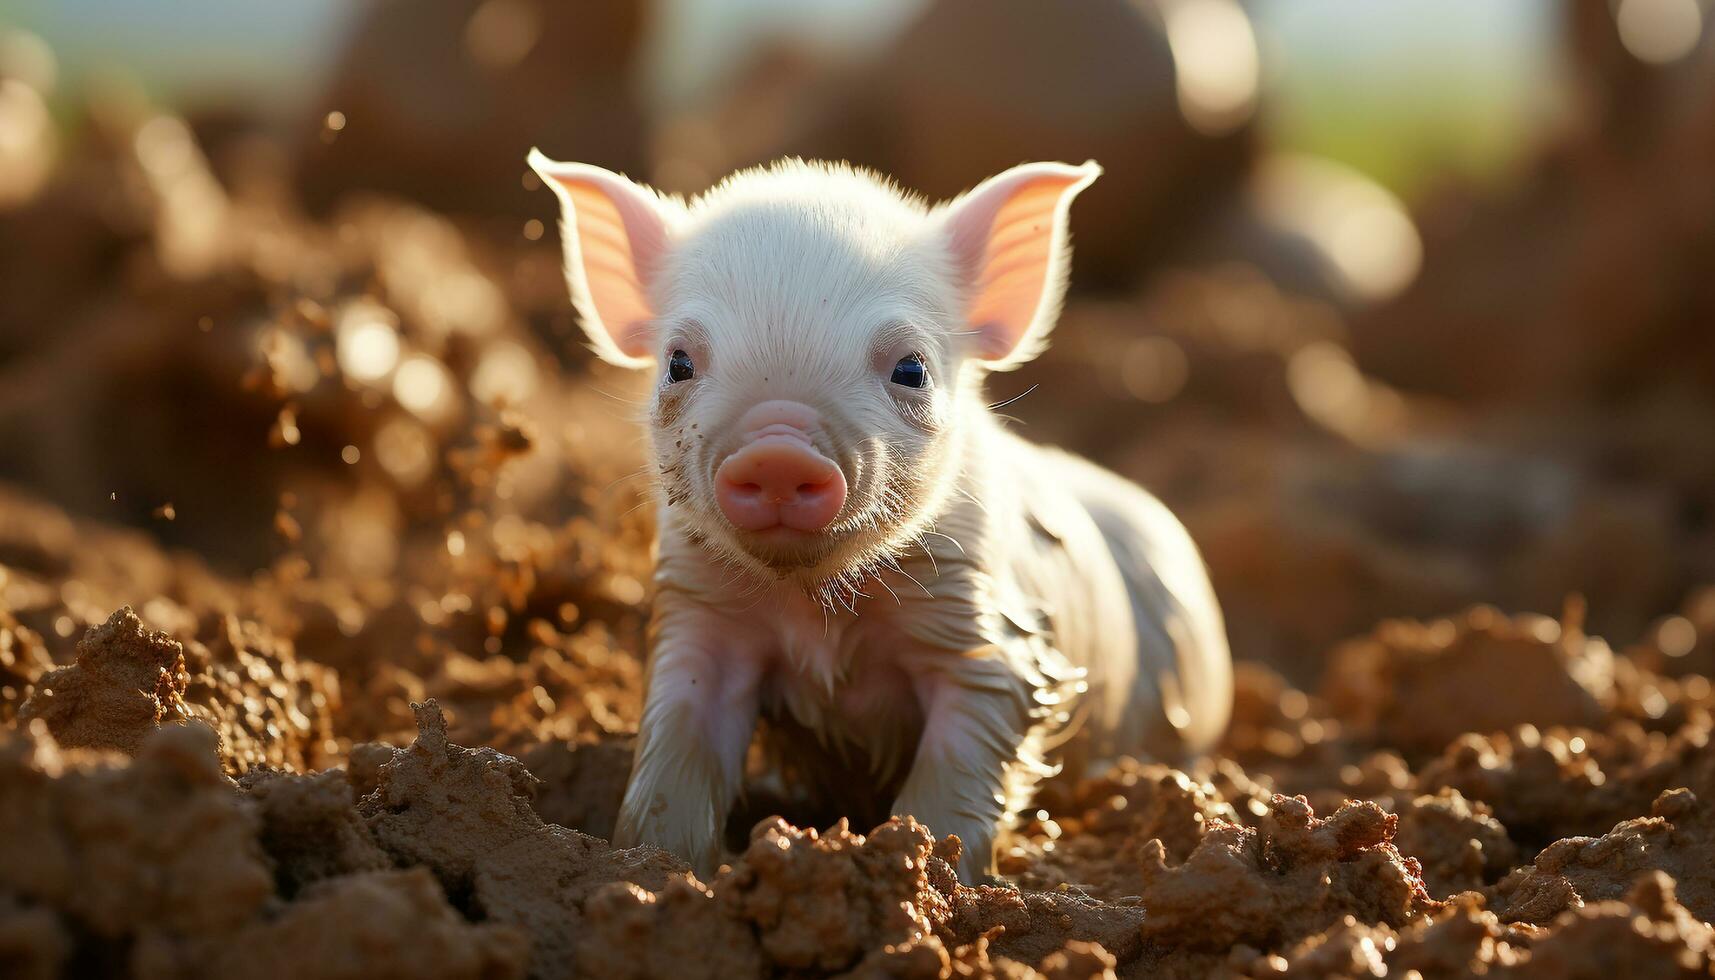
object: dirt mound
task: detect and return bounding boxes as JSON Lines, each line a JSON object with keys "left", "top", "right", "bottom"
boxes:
{"left": 359, "top": 701, "right": 684, "bottom": 977}
{"left": 19, "top": 606, "right": 335, "bottom": 773}
{"left": 1392, "top": 788, "right": 1518, "bottom": 898}
{"left": 18, "top": 608, "right": 204, "bottom": 758}
{"left": 1323, "top": 604, "right": 1614, "bottom": 754}
{"left": 1510, "top": 871, "right": 1715, "bottom": 979}
{"left": 0, "top": 723, "right": 276, "bottom": 974}
{"left": 1491, "top": 787, "right": 1715, "bottom": 926}
{"left": 1132, "top": 795, "right": 1436, "bottom": 953}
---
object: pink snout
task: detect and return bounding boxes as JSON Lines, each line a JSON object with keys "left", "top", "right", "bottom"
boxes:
{"left": 714, "top": 402, "right": 847, "bottom": 533}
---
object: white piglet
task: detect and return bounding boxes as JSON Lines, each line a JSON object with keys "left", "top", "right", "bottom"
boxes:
{"left": 528, "top": 151, "right": 1233, "bottom": 881}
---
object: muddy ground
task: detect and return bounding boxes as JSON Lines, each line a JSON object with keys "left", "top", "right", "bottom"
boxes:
{"left": 5, "top": 3, "right": 1715, "bottom": 977}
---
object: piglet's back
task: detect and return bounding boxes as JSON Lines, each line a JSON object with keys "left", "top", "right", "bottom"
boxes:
{"left": 984, "top": 427, "right": 1233, "bottom": 776}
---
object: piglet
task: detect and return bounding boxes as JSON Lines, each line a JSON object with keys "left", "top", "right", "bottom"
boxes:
{"left": 528, "top": 151, "right": 1233, "bottom": 881}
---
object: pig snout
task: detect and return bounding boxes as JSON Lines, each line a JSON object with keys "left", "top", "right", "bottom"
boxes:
{"left": 714, "top": 401, "right": 846, "bottom": 532}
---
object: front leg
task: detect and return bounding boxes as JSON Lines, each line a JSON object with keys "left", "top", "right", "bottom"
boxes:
{"left": 613, "top": 601, "right": 761, "bottom": 879}
{"left": 890, "top": 652, "right": 1037, "bottom": 882}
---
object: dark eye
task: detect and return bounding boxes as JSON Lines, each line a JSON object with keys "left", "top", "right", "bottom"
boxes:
{"left": 890, "top": 353, "right": 928, "bottom": 389}
{"left": 667, "top": 349, "right": 695, "bottom": 383}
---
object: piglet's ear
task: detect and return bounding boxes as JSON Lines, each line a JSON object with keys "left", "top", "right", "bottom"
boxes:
{"left": 528, "top": 149, "right": 674, "bottom": 368}
{"left": 937, "top": 161, "right": 1101, "bottom": 369}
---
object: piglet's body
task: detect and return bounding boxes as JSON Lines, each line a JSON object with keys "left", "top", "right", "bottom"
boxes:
{"left": 529, "top": 153, "right": 1232, "bottom": 880}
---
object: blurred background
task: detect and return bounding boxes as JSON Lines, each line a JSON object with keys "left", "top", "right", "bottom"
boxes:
{"left": 1, "top": 0, "right": 1713, "bottom": 697}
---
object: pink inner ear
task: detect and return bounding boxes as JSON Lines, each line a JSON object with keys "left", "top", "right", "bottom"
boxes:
{"left": 552, "top": 174, "right": 670, "bottom": 361}
{"left": 945, "top": 166, "right": 1093, "bottom": 363}
{"left": 966, "top": 179, "right": 1076, "bottom": 361}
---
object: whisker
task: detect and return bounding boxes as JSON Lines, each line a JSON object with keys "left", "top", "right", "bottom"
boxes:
{"left": 601, "top": 465, "right": 654, "bottom": 497}
{"left": 893, "top": 563, "right": 935, "bottom": 600}
{"left": 617, "top": 496, "right": 656, "bottom": 520}
{"left": 874, "top": 573, "right": 902, "bottom": 606}
{"left": 910, "top": 532, "right": 941, "bottom": 576}
{"left": 955, "top": 484, "right": 990, "bottom": 516}
{"left": 921, "top": 528, "right": 967, "bottom": 557}
{"left": 988, "top": 384, "right": 1039, "bottom": 412}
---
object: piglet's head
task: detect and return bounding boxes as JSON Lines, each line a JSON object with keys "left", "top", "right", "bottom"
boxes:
{"left": 529, "top": 151, "right": 1098, "bottom": 598}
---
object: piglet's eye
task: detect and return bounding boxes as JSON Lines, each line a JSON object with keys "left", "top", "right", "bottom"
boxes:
{"left": 667, "top": 349, "right": 695, "bottom": 383}
{"left": 890, "top": 353, "right": 928, "bottom": 389}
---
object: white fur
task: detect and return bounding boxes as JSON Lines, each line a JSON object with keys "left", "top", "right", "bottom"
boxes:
{"left": 531, "top": 154, "right": 1233, "bottom": 881}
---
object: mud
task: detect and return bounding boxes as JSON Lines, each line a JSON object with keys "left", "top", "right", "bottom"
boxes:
{"left": 19, "top": 607, "right": 336, "bottom": 772}
{"left": 2, "top": 493, "right": 1714, "bottom": 977}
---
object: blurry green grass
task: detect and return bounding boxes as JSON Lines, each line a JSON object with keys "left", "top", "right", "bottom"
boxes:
{"left": 1254, "top": 0, "right": 1563, "bottom": 199}
{"left": 1269, "top": 82, "right": 1554, "bottom": 197}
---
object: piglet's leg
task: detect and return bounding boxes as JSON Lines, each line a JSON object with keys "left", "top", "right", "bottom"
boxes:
{"left": 613, "top": 610, "right": 760, "bottom": 879}
{"left": 890, "top": 657, "right": 1034, "bottom": 882}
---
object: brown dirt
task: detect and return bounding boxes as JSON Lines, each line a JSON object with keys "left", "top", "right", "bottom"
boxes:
{"left": 1321, "top": 604, "right": 1615, "bottom": 756}
{"left": 5, "top": 494, "right": 1713, "bottom": 977}
{"left": 0, "top": 501, "right": 1708, "bottom": 974}
{"left": 19, "top": 607, "right": 336, "bottom": 772}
